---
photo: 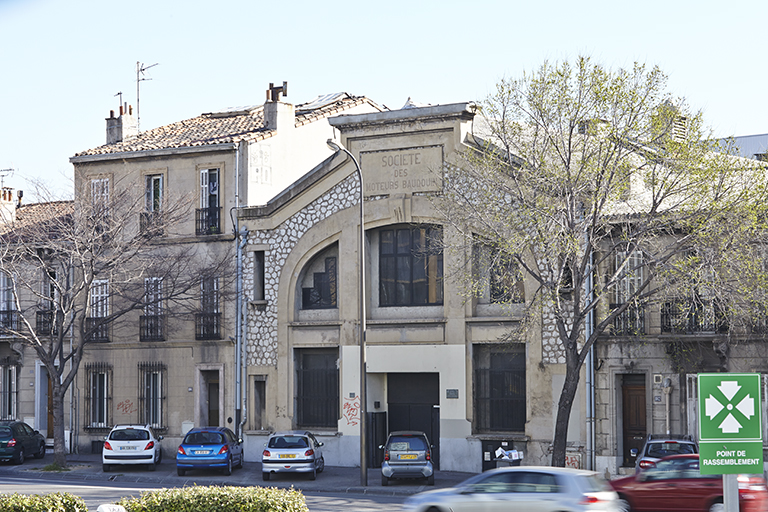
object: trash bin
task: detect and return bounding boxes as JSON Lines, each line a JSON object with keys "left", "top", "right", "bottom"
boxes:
{"left": 495, "top": 458, "right": 522, "bottom": 468}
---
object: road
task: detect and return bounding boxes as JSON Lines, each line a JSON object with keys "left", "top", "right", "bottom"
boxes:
{"left": 0, "top": 477, "right": 407, "bottom": 512}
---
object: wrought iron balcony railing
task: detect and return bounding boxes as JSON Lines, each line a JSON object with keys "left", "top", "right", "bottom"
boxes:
{"left": 195, "top": 207, "right": 221, "bottom": 235}
{"left": 85, "top": 317, "right": 110, "bottom": 342}
{"left": 0, "top": 310, "right": 20, "bottom": 334}
{"left": 195, "top": 312, "right": 221, "bottom": 340}
{"left": 36, "top": 310, "right": 61, "bottom": 336}
{"left": 661, "top": 299, "right": 728, "bottom": 334}
{"left": 609, "top": 303, "right": 646, "bottom": 335}
{"left": 140, "top": 211, "right": 164, "bottom": 237}
{"left": 140, "top": 315, "right": 166, "bottom": 341}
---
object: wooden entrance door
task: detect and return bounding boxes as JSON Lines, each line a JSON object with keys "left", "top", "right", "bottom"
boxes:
{"left": 622, "top": 375, "right": 646, "bottom": 466}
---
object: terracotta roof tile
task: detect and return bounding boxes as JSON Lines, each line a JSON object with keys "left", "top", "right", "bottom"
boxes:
{"left": 74, "top": 94, "right": 381, "bottom": 158}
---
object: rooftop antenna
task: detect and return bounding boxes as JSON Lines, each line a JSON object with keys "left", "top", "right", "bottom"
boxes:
{"left": 115, "top": 91, "right": 123, "bottom": 112}
{"left": 136, "top": 61, "right": 158, "bottom": 132}
{"left": 0, "top": 168, "right": 14, "bottom": 189}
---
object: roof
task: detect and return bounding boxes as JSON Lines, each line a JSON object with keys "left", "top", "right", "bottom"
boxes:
{"left": 718, "top": 133, "right": 768, "bottom": 159}
{"left": 73, "top": 93, "right": 383, "bottom": 158}
{"left": 0, "top": 200, "right": 74, "bottom": 242}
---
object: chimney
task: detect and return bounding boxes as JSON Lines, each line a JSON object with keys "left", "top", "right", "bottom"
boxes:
{"left": 0, "top": 188, "right": 16, "bottom": 225}
{"left": 106, "top": 104, "right": 138, "bottom": 144}
{"left": 263, "top": 81, "right": 294, "bottom": 133}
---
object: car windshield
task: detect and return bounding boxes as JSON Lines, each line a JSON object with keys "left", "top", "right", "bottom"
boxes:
{"left": 388, "top": 436, "right": 427, "bottom": 451}
{"left": 110, "top": 429, "right": 149, "bottom": 441}
{"left": 268, "top": 436, "right": 308, "bottom": 449}
{"left": 646, "top": 442, "right": 696, "bottom": 458}
{"left": 0, "top": 426, "right": 11, "bottom": 438}
{"left": 184, "top": 431, "right": 224, "bottom": 445}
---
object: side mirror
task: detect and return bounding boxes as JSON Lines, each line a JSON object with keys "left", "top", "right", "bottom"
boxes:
{"left": 378, "top": 445, "right": 385, "bottom": 450}
{"left": 103, "top": 436, "right": 108, "bottom": 441}
{"left": 318, "top": 442, "right": 324, "bottom": 447}
{"left": 630, "top": 448, "right": 638, "bottom": 458}
{"left": 238, "top": 438, "right": 243, "bottom": 444}
{"left": 158, "top": 436, "right": 164, "bottom": 441}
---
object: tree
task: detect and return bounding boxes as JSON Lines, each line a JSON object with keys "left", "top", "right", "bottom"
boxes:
{"left": 435, "top": 57, "right": 768, "bottom": 466}
{"left": 0, "top": 179, "right": 233, "bottom": 467}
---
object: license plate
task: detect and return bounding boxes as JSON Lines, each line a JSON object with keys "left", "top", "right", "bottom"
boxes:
{"left": 120, "top": 446, "right": 137, "bottom": 450}
{"left": 279, "top": 454, "right": 297, "bottom": 459}
{"left": 399, "top": 454, "right": 417, "bottom": 460}
{"left": 194, "top": 450, "right": 209, "bottom": 455}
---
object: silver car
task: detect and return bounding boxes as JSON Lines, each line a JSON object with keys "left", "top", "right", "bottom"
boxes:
{"left": 261, "top": 430, "right": 325, "bottom": 481}
{"left": 403, "top": 466, "right": 619, "bottom": 512}
{"left": 380, "top": 430, "right": 434, "bottom": 486}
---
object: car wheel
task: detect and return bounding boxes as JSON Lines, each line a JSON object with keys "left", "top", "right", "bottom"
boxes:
{"left": 262, "top": 472, "right": 270, "bottom": 481}
{"left": 617, "top": 497, "right": 632, "bottom": 512}
{"left": 381, "top": 474, "right": 389, "bottom": 486}
{"left": 14, "top": 448, "right": 24, "bottom": 465}
{"left": 223, "top": 456, "right": 232, "bottom": 476}
{"left": 709, "top": 501, "right": 724, "bottom": 512}
{"left": 157, "top": 450, "right": 162, "bottom": 464}
{"left": 34, "top": 442, "right": 46, "bottom": 459}
{"left": 103, "top": 464, "right": 111, "bottom": 473}
{"left": 427, "top": 473, "right": 435, "bottom": 486}
{"left": 148, "top": 460, "right": 156, "bottom": 471}
{"left": 309, "top": 467, "right": 317, "bottom": 480}
{"left": 236, "top": 453, "right": 243, "bottom": 469}
{"left": 317, "top": 456, "right": 325, "bottom": 473}
{"left": 177, "top": 467, "right": 186, "bottom": 476}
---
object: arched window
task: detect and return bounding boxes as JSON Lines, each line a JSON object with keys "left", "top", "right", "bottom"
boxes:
{"left": 300, "top": 244, "right": 338, "bottom": 310}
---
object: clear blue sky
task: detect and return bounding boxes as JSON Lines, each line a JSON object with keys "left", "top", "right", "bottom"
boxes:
{"left": 1, "top": 0, "right": 765, "bottom": 201}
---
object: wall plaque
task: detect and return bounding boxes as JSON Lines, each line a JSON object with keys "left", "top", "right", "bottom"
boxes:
{"left": 359, "top": 146, "right": 443, "bottom": 197}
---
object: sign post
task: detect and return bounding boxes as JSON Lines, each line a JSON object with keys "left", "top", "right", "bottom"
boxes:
{"left": 698, "top": 373, "right": 763, "bottom": 512}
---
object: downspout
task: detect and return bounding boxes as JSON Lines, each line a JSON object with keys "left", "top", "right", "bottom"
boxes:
{"left": 233, "top": 143, "right": 248, "bottom": 439}
{"left": 585, "top": 239, "right": 595, "bottom": 470}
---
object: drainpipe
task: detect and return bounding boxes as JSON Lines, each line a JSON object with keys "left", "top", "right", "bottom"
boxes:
{"left": 664, "top": 378, "right": 672, "bottom": 435}
{"left": 232, "top": 144, "right": 248, "bottom": 440}
{"left": 585, "top": 249, "right": 595, "bottom": 471}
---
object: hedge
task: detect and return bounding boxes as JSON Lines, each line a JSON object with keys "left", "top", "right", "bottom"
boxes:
{"left": 118, "top": 486, "right": 309, "bottom": 512}
{"left": 0, "top": 492, "right": 88, "bottom": 512}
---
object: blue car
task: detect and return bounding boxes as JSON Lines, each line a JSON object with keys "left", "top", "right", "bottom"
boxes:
{"left": 176, "top": 426, "right": 243, "bottom": 476}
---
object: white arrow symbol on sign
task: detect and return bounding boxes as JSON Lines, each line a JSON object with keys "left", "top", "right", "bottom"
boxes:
{"left": 719, "top": 413, "right": 742, "bottom": 433}
{"left": 736, "top": 395, "right": 755, "bottom": 419}
{"left": 718, "top": 381, "right": 741, "bottom": 401}
{"left": 706, "top": 394, "right": 724, "bottom": 420}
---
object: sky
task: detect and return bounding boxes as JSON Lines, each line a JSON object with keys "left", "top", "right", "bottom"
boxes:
{"left": 1, "top": 0, "right": 766, "bottom": 201}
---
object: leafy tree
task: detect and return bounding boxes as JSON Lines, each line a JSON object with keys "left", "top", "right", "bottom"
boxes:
{"left": 436, "top": 56, "right": 768, "bottom": 466}
{"left": 0, "top": 179, "right": 232, "bottom": 466}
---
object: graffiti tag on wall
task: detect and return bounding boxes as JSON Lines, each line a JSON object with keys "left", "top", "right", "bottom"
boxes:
{"left": 343, "top": 396, "right": 360, "bottom": 426}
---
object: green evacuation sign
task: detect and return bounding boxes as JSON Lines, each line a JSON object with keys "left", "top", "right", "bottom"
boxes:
{"left": 698, "top": 373, "right": 763, "bottom": 475}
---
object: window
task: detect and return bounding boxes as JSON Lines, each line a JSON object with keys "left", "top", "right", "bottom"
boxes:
{"left": 141, "top": 277, "right": 165, "bottom": 341}
{"left": 196, "top": 277, "right": 221, "bottom": 340}
{"left": 86, "top": 279, "right": 110, "bottom": 342}
{"left": 253, "top": 251, "right": 266, "bottom": 301}
{"left": 86, "top": 363, "right": 111, "bottom": 428}
{"left": 139, "top": 362, "right": 166, "bottom": 429}
{"left": 0, "top": 365, "right": 16, "bottom": 420}
{"left": 301, "top": 245, "right": 337, "bottom": 310}
{"left": 295, "top": 349, "right": 338, "bottom": 429}
{"left": 0, "top": 272, "right": 16, "bottom": 331}
{"left": 474, "top": 344, "right": 526, "bottom": 433}
{"left": 141, "top": 174, "right": 164, "bottom": 236}
{"left": 37, "top": 268, "right": 59, "bottom": 335}
{"left": 379, "top": 225, "right": 443, "bottom": 306}
{"left": 611, "top": 251, "right": 646, "bottom": 335}
{"left": 91, "top": 178, "right": 110, "bottom": 209}
{"left": 253, "top": 375, "right": 266, "bottom": 430}
{"left": 474, "top": 243, "right": 524, "bottom": 304}
{"left": 197, "top": 169, "right": 221, "bottom": 235}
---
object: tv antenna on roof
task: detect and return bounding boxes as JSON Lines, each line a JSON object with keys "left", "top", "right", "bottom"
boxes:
{"left": 0, "top": 168, "right": 14, "bottom": 189}
{"left": 136, "top": 61, "right": 158, "bottom": 132}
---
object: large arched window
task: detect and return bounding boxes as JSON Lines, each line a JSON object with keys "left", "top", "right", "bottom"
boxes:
{"left": 299, "top": 244, "right": 338, "bottom": 310}
{"left": 379, "top": 225, "right": 443, "bottom": 307}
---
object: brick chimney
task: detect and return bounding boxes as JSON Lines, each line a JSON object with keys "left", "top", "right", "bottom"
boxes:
{"left": 263, "top": 81, "right": 294, "bottom": 133}
{"left": 106, "top": 104, "right": 138, "bottom": 144}
{"left": 0, "top": 188, "right": 16, "bottom": 225}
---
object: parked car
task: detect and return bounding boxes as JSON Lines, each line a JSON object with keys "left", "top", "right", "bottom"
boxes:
{"left": 261, "top": 430, "right": 325, "bottom": 481}
{"left": 380, "top": 430, "right": 434, "bottom": 486}
{"left": 102, "top": 424, "right": 163, "bottom": 472}
{"left": 176, "top": 426, "right": 243, "bottom": 476}
{"left": 610, "top": 454, "right": 768, "bottom": 512}
{"left": 403, "top": 466, "right": 619, "bottom": 512}
{"left": 0, "top": 420, "right": 46, "bottom": 464}
{"left": 633, "top": 433, "right": 697, "bottom": 472}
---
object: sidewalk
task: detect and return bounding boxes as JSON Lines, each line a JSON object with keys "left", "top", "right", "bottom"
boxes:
{"left": 0, "top": 453, "right": 476, "bottom": 497}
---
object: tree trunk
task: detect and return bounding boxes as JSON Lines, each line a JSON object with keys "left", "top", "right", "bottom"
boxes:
{"left": 551, "top": 355, "right": 582, "bottom": 467}
{"left": 51, "top": 380, "right": 68, "bottom": 467}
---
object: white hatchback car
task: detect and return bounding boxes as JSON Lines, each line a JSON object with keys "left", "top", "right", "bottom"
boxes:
{"left": 403, "top": 466, "right": 619, "bottom": 512}
{"left": 102, "top": 424, "right": 163, "bottom": 472}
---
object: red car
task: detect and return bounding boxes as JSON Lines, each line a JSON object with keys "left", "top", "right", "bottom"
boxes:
{"left": 610, "top": 454, "right": 767, "bottom": 512}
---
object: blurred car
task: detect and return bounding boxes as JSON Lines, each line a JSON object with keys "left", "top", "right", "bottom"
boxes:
{"left": 403, "top": 466, "right": 618, "bottom": 512}
{"left": 633, "top": 434, "right": 697, "bottom": 472}
{"left": 380, "top": 430, "right": 434, "bottom": 486}
{"left": 0, "top": 420, "right": 46, "bottom": 464}
{"left": 610, "top": 454, "right": 768, "bottom": 512}
{"left": 261, "top": 430, "right": 325, "bottom": 481}
{"left": 102, "top": 424, "right": 163, "bottom": 472}
{"left": 176, "top": 426, "right": 243, "bottom": 476}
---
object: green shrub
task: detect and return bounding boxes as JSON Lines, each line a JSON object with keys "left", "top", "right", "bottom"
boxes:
{"left": 118, "top": 486, "right": 308, "bottom": 512}
{"left": 0, "top": 492, "right": 88, "bottom": 512}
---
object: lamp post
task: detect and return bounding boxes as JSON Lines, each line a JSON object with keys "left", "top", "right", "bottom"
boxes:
{"left": 327, "top": 139, "right": 367, "bottom": 486}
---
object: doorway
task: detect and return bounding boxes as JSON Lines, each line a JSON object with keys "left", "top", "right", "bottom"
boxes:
{"left": 198, "top": 369, "right": 222, "bottom": 427}
{"left": 386, "top": 373, "right": 440, "bottom": 469}
{"left": 621, "top": 374, "right": 646, "bottom": 466}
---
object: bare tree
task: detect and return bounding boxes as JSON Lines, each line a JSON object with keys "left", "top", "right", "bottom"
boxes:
{"left": 435, "top": 57, "right": 768, "bottom": 466}
{"left": 0, "top": 178, "right": 233, "bottom": 467}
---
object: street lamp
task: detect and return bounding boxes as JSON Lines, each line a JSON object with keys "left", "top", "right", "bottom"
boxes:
{"left": 326, "top": 139, "right": 368, "bottom": 486}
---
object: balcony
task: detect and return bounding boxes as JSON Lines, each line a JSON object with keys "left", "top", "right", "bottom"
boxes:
{"left": 140, "top": 315, "right": 166, "bottom": 341}
{"left": 36, "top": 310, "right": 60, "bottom": 336}
{"left": 195, "top": 312, "right": 221, "bottom": 340}
{"left": 85, "top": 317, "right": 110, "bottom": 342}
{"left": 0, "top": 310, "right": 21, "bottom": 334}
{"left": 140, "top": 211, "right": 164, "bottom": 237}
{"left": 610, "top": 303, "right": 646, "bottom": 335}
{"left": 196, "top": 207, "right": 221, "bottom": 235}
{"left": 661, "top": 299, "right": 728, "bottom": 334}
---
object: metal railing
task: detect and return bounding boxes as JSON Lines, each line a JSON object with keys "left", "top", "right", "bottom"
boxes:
{"left": 140, "top": 211, "right": 164, "bottom": 237}
{"left": 610, "top": 303, "right": 646, "bottom": 335}
{"left": 195, "top": 207, "right": 221, "bottom": 235}
{"left": 0, "top": 310, "right": 21, "bottom": 333}
{"left": 85, "top": 317, "right": 110, "bottom": 342}
{"left": 661, "top": 300, "right": 728, "bottom": 334}
{"left": 36, "top": 310, "right": 60, "bottom": 336}
{"left": 140, "top": 315, "right": 166, "bottom": 341}
{"left": 195, "top": 312, "right": 221, "bottom": 340}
